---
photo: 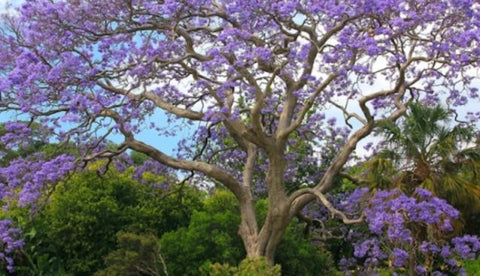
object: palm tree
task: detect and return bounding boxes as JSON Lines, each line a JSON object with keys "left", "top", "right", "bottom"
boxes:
{"left": 362, "top": 103, "right": 480, "bottom": 215}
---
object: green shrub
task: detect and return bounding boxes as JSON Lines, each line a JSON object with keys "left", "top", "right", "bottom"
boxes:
{"left": 160, "top": 190, "right": 245, "bottom": 276}
{"left": 204, "top": 257, "right": 281, "bottom": 276}
{"left": 95, "top": 232, "right": 165, "bottom": 276}
{"left": 17, "top": 166, "right": 202, "bottom": 275}
{"left": 275, "top": 227, "right": 336, "bottom": 276}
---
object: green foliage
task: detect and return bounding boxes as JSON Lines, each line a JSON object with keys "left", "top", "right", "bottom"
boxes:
{"left": 464, "top": 257, "right": 480, "bottom": 276}
{"left": 160, "top": 190, "right": 244, "bottom": 276}
{"left": 95, "top": 232, "right": 164, "bottom": 276}
{"left": 204, "top": 257, "right": 281, "bottom": 276}
{"left": 275, "top": 224, "right": 336, "bottom": 276}
{"left": 130, "top": 151, "right": 150, "bottom": 165}
{"left": 17, "top": 166, "right": 202, "bottom": 275}
{"left": 2, "top": 207, "right": 72, "bottom": 276}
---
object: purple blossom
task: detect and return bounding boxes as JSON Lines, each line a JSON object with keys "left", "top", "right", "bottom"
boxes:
{"left": 1, "top": 122, "right": 33, "bottom": 150}
{"left": 415, "top": 188, "right": 432, "bottom": 200}
{"left": 452, "top": 235, "right": 480, "bottom": 259}
{"left": 331, "top": 188, "right": 480, "bottom": 273}
{"left": 440, "top": 245, "right": 451, "bottom": 258}
{"left": 354, "top": 238, "right": 387, "bottom": 261}
{"left": 392, "top": 248, "right": 409, "bottom": 267}
{"left": 0, "top": 220, "right": 23, "bottom": 273}
{"left": 0, "top": 154, "right": 75, "bottom": 207}
{"left": 416, "top": 265, "right": 427, "bottom": 274}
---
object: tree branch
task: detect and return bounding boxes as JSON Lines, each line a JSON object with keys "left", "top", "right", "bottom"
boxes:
{"left": 96, "top": 81, "right": 204, "bottom": 120}
{"left": 127, "top": 138, "right": 245, "bottom": 200}
{"left": 290, "top": 188, "right": 364, "bottom": 224}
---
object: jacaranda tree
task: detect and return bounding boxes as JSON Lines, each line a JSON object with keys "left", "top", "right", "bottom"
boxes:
{"left": 1, "top": 0, "right": 480, "bottom": 265}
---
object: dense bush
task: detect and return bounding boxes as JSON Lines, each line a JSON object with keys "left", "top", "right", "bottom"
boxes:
{"left": 160, "top": 190, "right": 245, "bottom": 276}
{"left": 275, "top": 226, "right": 336, "bottom": 276}
{"left": 204, "top": 257, "right": 281, "bottom": 276}
{"left": 95, "top": 231, "right": 165, "bottom": 276}
{"left": 13, "top": 165, "right": 202, "bottom": 275}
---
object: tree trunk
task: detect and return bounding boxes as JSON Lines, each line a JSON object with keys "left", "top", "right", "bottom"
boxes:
{"left": 238, "top": 189, "right": 291, "bottom": 264}
{"left": 261, "top": 152, "right": 290, "bottom": 264}
{"left": 238, "top": 204, "right": 290, "bottom": 264}
{"left": 237, "top": 151, "right": 291, "bottom": 265}
{"left": 261, "top": 209, "right": 290, "bottom": 265}
{"left": 238, "top": 195, "right": 261, "bottom": 258}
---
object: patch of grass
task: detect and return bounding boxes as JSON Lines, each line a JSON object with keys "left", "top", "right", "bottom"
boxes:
{"left": 464, "top": 258, "right": 480, "bottom": 276}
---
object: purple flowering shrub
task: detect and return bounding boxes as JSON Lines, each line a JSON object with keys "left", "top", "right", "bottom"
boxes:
{"left": 305, "top": 188, "right": 480, "bottom": 275}
{"left": 0, "top": 153, "right": 75, "bottom": 272}
{"left": 0, "top": 126, "right": 75, "bottom": 272}
{"left": 0, "top": 122, "right": 34, "bottom": 151}
{"left": 0, "top": 153, "right": 75, "bottom": 208}
{"left": 0, "top": 220, "right": 24, "bottom": 273}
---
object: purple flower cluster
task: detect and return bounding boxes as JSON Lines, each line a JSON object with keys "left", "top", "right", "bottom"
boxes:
{"left": 452, "top": 235, "right": 480, "bottom": 259}
{"left": 353, "top": 238, "right": 387, "bottom": 266}
{"left": 335, "top": 188, "right": 480, "bottom": 274}
{"left": 0, "top": 122, "right": 32, "bottom": 150}
{"left": 365, "top": 188, "right": 459, "bottom": 239}
{"left": 0, "top": 220, "right": 24, "bottom": 273}
{"left": 0, "top": 153, "right": 73, "bottom": 270}
{"left": 0, "top": 153, "right": 75, "bottom": 207}
{"left": 132, "top": 159, "right": 176, "bottom": 189}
